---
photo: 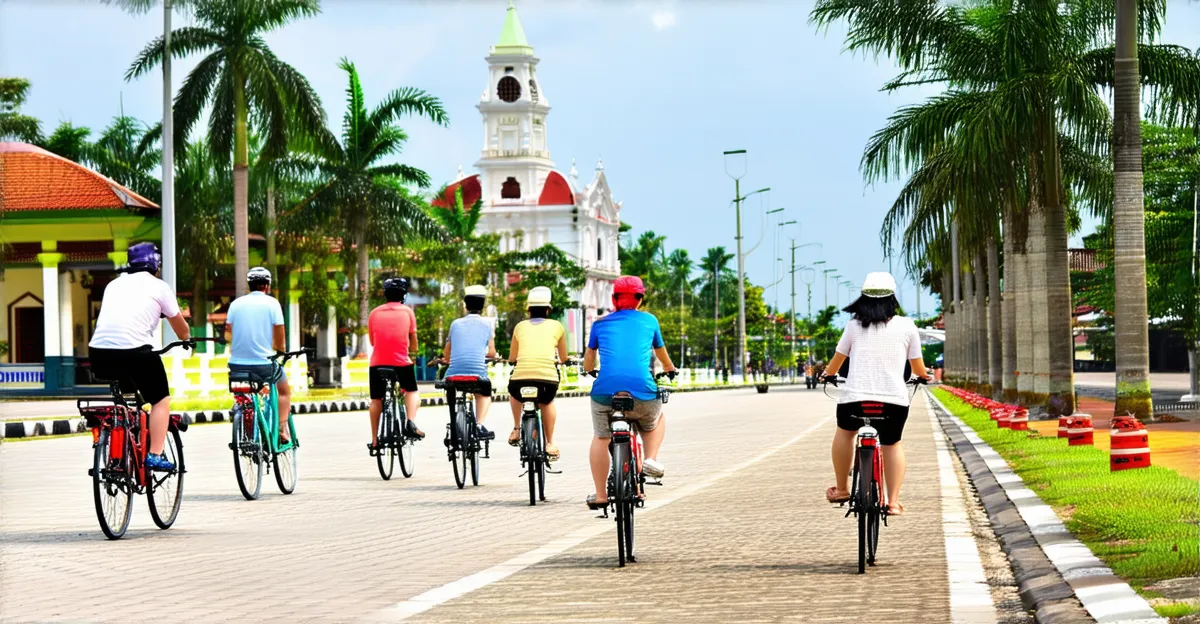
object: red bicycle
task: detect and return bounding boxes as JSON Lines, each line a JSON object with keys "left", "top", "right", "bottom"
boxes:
{"left": 80, "top": 339, "right": 217, "bottom": 539}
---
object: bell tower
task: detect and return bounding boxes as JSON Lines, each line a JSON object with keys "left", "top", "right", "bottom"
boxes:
{"left": 475, "top": 2, "right": 556, "bottom": 208}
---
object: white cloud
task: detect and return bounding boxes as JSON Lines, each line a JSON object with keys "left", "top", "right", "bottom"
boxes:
{"left": 650, "top": 10, "right": 676, "bottom": 31}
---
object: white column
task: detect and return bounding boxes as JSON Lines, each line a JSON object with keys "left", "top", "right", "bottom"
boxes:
{"left": 288, "top": 297, "right": 301, "bottom": 351}
{"left": 317, "top": 305, "right": 337, "bottom": 359}
{"left": 41, "top": 264, "right": 61, "bottom": 359}
{"left": 58, "top": 271, "right": 73, "bottom": 357}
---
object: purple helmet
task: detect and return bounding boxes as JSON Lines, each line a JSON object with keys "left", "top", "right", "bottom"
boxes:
{"left": 127, "top": 242, "right": 161, "bottom": 274}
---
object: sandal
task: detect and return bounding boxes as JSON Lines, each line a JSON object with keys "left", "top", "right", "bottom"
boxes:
{"left": 586, "top": 494, "right": 608, "bottom": 510}
{"left": 886, "top": 503, "right": 905, "bottom": 516}
{"left": 546, "top": 444, "right": 560, "bottom": 460}
{"left": 826, "top": 486, "right": 851, "bottom": 504}
{"left": 508, "top": 427, "right": 521, "bottom": 447}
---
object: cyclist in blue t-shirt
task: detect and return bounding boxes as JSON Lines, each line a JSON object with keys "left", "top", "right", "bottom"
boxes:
{"left": 582, "top": 275, "right": 676, "bottom": 508}
{"left": 440, "top": 285, "right": 498, "bottom": 440}
{"left": 225, "top": 267, "right": 290, "bottom": 443}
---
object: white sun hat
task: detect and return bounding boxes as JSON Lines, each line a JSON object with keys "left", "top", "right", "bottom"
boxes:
{"left": 526, "top": 286, "right": 553, "bottom": 308}
{"left": 861, "top": 272, "right": 897, "bottom": 298}
{"left": 464, "top": 284, "right": 488, "bottom": 297}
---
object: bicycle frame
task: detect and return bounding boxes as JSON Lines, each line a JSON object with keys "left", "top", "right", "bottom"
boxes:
{"left": 231, "top": 359, "right": 300, "bottom": 454}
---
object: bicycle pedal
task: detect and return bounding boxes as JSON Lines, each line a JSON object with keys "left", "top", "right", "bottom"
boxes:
{"left": 87, "top": 468, "right": 95, "bottom": 477}
{"left": 635, "top": 499, "right": 645, "bottom": 508}
{"left": 546, "top": 468, "right": 562, "bottom": 475}
{"left": 645, "top": 480, "right": 663, "bottom": 486}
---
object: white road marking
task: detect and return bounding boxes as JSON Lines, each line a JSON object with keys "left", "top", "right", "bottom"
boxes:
{"left": 926, "top": 391, "right": 1167, "bottom": 624}
{"left": 925, "top": 393, "right": 1000, "bottom": 624}
{"left": 376, "top": 415, "right": 834, "bottom": 621}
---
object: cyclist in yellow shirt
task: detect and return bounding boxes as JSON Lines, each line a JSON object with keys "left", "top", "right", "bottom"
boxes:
{"left": 506, "top": 286, "right": 567, "bottom": 459}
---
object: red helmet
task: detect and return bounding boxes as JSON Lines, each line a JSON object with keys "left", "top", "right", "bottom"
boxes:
{"left": 612, "top": 275, "right": 646, "bottom": 296}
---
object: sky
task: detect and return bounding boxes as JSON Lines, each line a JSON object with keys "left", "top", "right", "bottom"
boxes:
{"left": 3, "top": 0, "right": 1199, "bottom": 318}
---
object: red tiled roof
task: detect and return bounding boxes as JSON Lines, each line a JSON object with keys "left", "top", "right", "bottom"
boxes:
{"left": 538, "top": 170, "right": 574, "bottom": 206}
{"left": 0, "top": 142, "right": 158, "bottom": 212}
{"left": 431, "top": 174, "right": 482, "bottom": 209}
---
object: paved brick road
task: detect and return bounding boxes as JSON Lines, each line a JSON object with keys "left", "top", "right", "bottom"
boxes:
{"left": 1, "top": 387, "right": 996, "bottom": 623}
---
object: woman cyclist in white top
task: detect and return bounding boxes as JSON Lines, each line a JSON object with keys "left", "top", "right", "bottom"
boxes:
{"left": 822, "top": 272, "right": 930, "bottom": 515}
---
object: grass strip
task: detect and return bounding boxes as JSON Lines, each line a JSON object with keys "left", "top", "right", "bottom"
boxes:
{"left": 933, "top": 388, "right": 1199, "bottom": 617}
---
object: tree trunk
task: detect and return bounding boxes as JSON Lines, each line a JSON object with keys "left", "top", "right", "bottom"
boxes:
{"left": 266, "top": 182, "right": 277, "bottom": 277}
{"left": 1042, "top": 126, "right": 1077, "bottom": 416}
{"left": 963, "top": 259, "right": 976, "bottom": 389}
{"left": 941, "top": 270, "right": 954, "bottom": 382}
{"left": 1002, "top": 201, "right": 1019, "bottom": 402}
{"left": 232, "top": 79, "right": 249, "bottom": 298}
{"left": 353, "top": 224, "right": 370, "bottom": 358}
{"left": 987, "top": 234, "right": 1003, "bottom": 399}
{"left": 1112, "top": 0, "right": 1152, "bottom": 418}
{"left": 1027, "top": 153, "right": 1051, "bottom": 408}
{"left": 976, "top": 248, "right": 988, "bottom": 391}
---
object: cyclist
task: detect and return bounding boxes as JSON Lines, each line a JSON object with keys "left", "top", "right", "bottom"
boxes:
{"left": 506, "top": 286, "right": 567, "bottom": 459}
{"left": 88, "top": 242, "right": 190, "bottom": 471}
{"left": 441, "top": 284, "right": 497, "bottom": 440}
{"left": 582, "top": 276, "right": 677, "bottom": 508}
{"left": 225, "top": 267, "right": 290, "bottom": 443}
{"left": 368, "top": 277, "right": 423, "bottom": 447}
{"left": 822, "top": 272, "right": 929, "bottom": 516}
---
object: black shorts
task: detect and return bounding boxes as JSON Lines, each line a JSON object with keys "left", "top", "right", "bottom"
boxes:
{"left": 836, "top": 401, "right": 910, "bottom": 446}
{"left": 89, "top": 346, "right": 170, "bottom": 405}
{"left": 370, "top": 365, "right": 418, "bottom": 399}
{"left": 508, "top": 380, "right": 558, "bottom": 404}
{"left": 445, "top": 377, "right": 493, "bottom": 410}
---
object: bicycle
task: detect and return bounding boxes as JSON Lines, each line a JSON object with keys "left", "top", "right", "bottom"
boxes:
{"left": 588, "top": 370, "right": 676, "bottom": 567}
{"left": 80, "top": 338, "right": 220, "bottom": 540}
{"left": 511, "top": 359, "right": 573, "bottom": 506}
{"left": 368, "top": 366, "right": 421, "bottom": 480}
{"left": 822, "top": 374, "right": 927, "bottom": 573}
{"left": 433, "top": 358, "right": 498, "bottom": 489}
{"left": 228, "top": 348, "right": 311, "bottom": 500}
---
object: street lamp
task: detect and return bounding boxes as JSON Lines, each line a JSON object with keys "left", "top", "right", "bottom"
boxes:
{"left": 786, "top": 240, "right": 820, "bottom": 381}
{"left": 821, "top": 267, "right": 837, "bottom": 310}
{"left": 725, "top": 148, "right": 768, "bottom": 377}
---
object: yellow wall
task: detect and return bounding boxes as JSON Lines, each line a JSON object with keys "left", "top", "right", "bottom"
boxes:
{"left": 1, "top": 268, "right": 44, "bottom": 362}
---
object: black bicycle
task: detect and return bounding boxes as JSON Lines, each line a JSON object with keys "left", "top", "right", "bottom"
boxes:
{"left": 80, "top": 338, "right": 221, "bottom": 539}
{"left": 436, "top": 372, "right": 495, "bottom": 489}
{"left": 589, "top": 370, "right": 675, "bottom": 567}
{"left": 823, "top": 374, "right": 927, "bottom": 573}
{"left": 369, "top": 367, "right": 421, "bottom": 480}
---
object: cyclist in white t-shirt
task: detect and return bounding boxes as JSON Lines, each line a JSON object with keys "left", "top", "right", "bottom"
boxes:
{"left": 821, "top": 272, "right": 930, "bottom": 515}
{"left": 88, "top": 242, "right": 191, "bottom": 472}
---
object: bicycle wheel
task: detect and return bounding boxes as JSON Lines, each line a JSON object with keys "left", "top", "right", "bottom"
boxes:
{"left": 867, "top": 479, "right": 881, "bottom": 566}
{"left": 452, "top": 405, "right": 468, "bottom": 489}
{"left": 377, "top": 398, "right": 395, "bottom": 481}
{"left": 92, "top": 428, "right": 133, "bottom": 539}
{"left": 469, "top": 415, "right": 480, "bottom": 487}
{"left": 232, "top": 403, "right": 263, "bottom": 500}
{"left": 855, "top": 447, "right": 874, "bottom": 574}
{"left": 613, "top": 442, "right": 631, "bottom": 567}
{"left": 624, "top": 475, "right": 637, "bottom": 563}
{"left": 274, "top": 416, "right": 298, "bottom": 494}
{"left": 523, "top": 415, "right": 540, "bottom": 506}
{"left": 398, "top": 396, "right": 414, "bottom": 478}
{"left": 147, "top": 429, "right": 185, "bottom": 529}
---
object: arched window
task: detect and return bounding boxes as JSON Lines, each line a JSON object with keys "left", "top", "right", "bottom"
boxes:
{"left": 501, "top": 177, "right": 521, "bottom": 199}
{"left": 597, "top": 238, "right": 603, "bottom": 262}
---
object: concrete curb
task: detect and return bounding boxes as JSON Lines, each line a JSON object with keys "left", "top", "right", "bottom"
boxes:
{"left": 0, "top": 382, "right": 796, "bottom": 440}
{"left": 926, "top": 390, "right": 1166, "bottom": 624}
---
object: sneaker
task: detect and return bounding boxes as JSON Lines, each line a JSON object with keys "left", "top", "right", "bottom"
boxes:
{"left": 145, "top": 452, "right": 176, "bottom": 472}
{"left": 478, "top": 426, "right": 495, "bottom": 441}
{"left": 404, "top": 420, "right": 425, "bottom": 439}
{"left": 642, "top": 458, "right": 665, "bottom": 479}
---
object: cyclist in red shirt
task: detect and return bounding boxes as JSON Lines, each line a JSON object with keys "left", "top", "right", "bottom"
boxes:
{"left": 368, "top": 278, "right": 423, "bottom": 447}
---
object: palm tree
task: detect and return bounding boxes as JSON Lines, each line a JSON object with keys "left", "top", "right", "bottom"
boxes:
{"left": 125, "top": 0, "right": 329, "bottom": 297}
{"left": 622, "top": 231, "right": 667, "bottom": 282}
{"left": 286, "top": 58, "right": 447, "bottom": 357}
{"left": 39, "top": 122, "right": 92, "bottom": 163}
{"left": 175, "top": 137, "right": 232, "bottom": 339}
{"left": 91, "top": 115, "right": 163, "bottom": 203}
{"left": 699, "top": 246, "right": 734, "bottom": 367}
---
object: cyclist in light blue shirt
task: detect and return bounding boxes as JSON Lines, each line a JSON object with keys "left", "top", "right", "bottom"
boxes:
{"left": 582, "top": 276, "right": 676, "bottom": 509}
{"left": 440, "top": 285, "right": 498, "bottom": 439}
{"left": 225, "top": 267, "right": 290, "bottom": 441}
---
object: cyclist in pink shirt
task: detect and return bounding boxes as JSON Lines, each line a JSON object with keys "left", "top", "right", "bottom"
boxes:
{"left": 368, "top": 278, "right": 423, "bottom": 446}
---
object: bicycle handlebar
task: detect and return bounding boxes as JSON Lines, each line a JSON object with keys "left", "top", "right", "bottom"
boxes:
{"left": 152, "top": 337, "right": 225, "bottom": 355}
{"left": 270, "top": 348, "right": 314, "bottom": 364}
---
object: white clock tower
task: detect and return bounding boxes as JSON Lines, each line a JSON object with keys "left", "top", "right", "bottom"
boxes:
{"left": 437, "top": 3, "right": 623, "bottom": 351}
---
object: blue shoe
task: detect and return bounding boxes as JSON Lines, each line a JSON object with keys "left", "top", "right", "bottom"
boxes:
{"left": 145, "top": 452, "right": 175, "bottom": 472}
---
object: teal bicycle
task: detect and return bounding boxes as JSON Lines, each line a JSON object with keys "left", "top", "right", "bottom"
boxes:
{"left": 228, "top": 349, "right": 311, "bottom": 500}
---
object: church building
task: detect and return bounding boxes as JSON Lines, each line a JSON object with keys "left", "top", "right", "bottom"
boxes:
{"left": 436, "top": 3, "right": 622, "bottom": 351}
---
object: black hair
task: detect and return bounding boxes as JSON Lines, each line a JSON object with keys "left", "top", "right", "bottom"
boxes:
{"left": 249, "top": 279, "right": 271, "bottom": 292}
{"left": 843, "top": 294, "right": 901, "bottom": 328}
{"left": 529, "top": 306, "right": 551, "bottom": 319}
{"left": 464, "top": 295, "right": 486, "bottom": 314}
{"left": 384, "top": 288, "right": 406, "bottom": 303}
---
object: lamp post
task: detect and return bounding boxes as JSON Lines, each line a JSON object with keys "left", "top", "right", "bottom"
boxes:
{"left": 724, "top": 148, "right": 769, "bottom": 377}
{"left": 821, "top": 267, "right": 837, "bottom": 310}
{"left": 788, "top": 240, "right": 819, "bottom": 380}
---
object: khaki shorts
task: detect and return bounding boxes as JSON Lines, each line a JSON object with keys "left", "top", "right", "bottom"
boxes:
{"left": 590, "top": 398, "right": 663, "bottom": 438}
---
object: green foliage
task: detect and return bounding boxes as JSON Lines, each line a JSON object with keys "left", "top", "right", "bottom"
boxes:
{"left": 935, "top": 388, "right": 1200, "bottom": 588}
{"left": 91, "top": 115, "right": 162, "bottom": 203}
{"left": 39, "top": 122, "right": 92, "bottom": 163}
{"left": 0, "top": 77, "right": 41, "bottom": 142}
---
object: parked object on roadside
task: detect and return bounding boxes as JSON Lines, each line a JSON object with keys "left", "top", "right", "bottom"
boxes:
{"left": 1066, "top": 414, "right": 1094, "bottom": 446}
{"left": 1110, "top": 415, "right": 1151, "bottom": 471}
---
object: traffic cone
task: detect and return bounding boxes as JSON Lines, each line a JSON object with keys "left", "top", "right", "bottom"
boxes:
{"left": 1066, "top": 414, "right": 1093, "bottom": 446}
{"left": 1110, "top": 415, "right": 1151, "bottom": 471}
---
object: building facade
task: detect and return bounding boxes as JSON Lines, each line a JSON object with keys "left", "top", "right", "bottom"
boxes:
{"left": 440, "top": 4, "right": 622, "bottom": 351}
